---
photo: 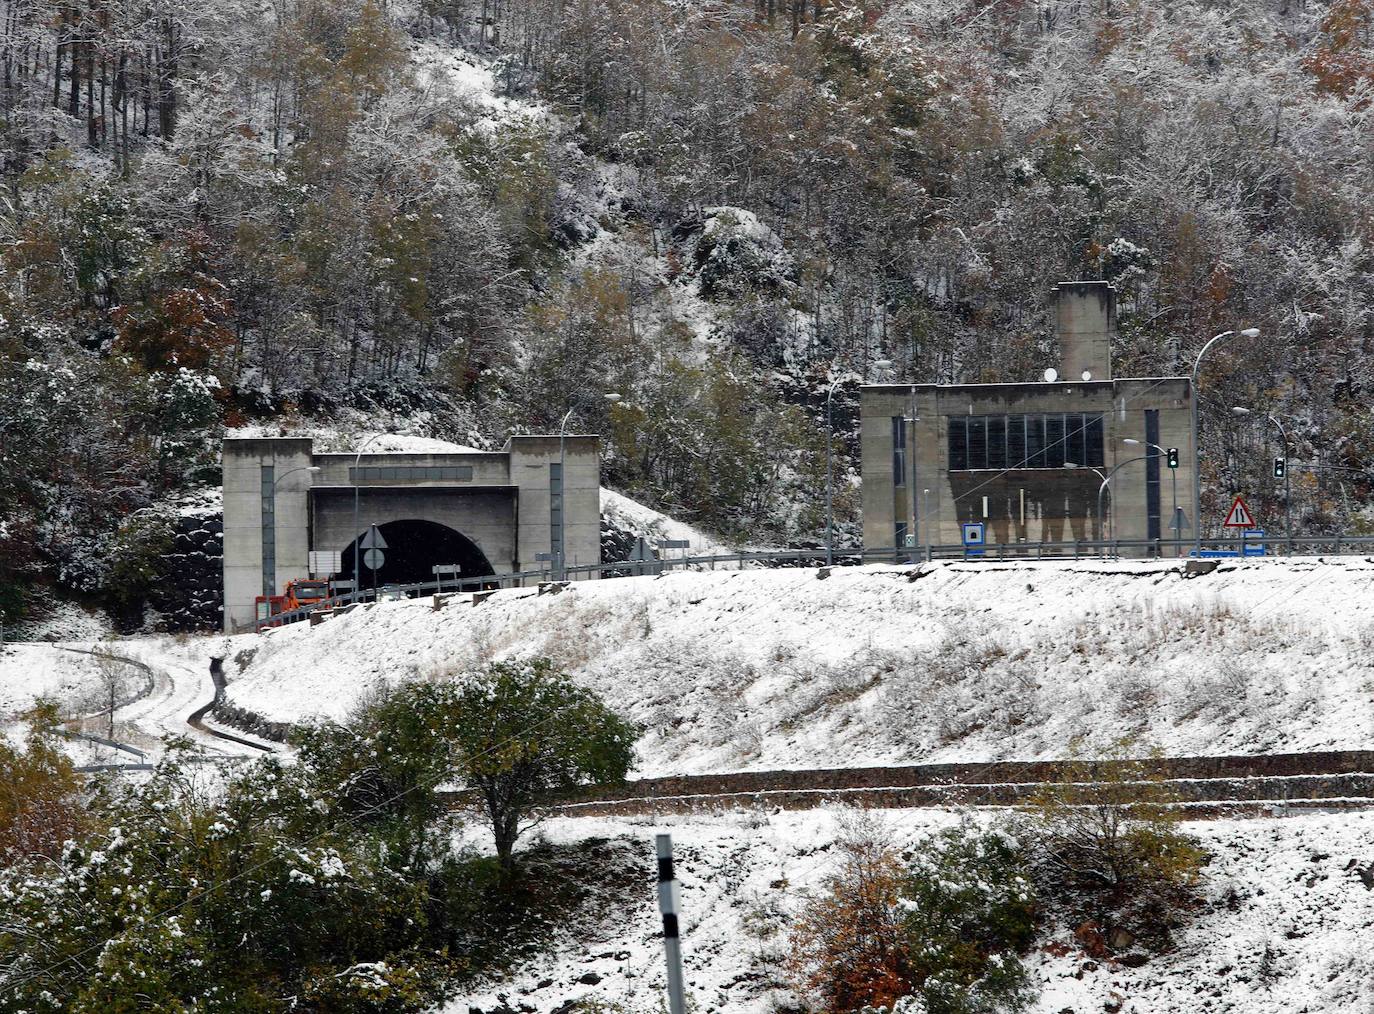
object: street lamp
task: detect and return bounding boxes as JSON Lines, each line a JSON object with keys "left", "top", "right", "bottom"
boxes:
{"left": 1122, "top": 438, "right": 1178, "bottom": 555}
{"left": 1068, "top": 456, "right": 1149, "bottom": 557}
{"left": 556, "top": 407, "right": 576, "bottom": 581}
{"left": 827, "top": 361, "right": 891, "bottom": 566}
{"left": 1192, "top": 327, "right": 1259, "bottom": 555}
{"left": 1232, "top": 406, "right": 1292, "bottom": 551}
{"left": 263, "top": 465, "right": 320, "bottom": 598}
{"left": 352, "top": 432, "right": 395, "bottom": 602}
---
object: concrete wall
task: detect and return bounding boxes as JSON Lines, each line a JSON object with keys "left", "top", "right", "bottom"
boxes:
{"left": 1054, "top": 280, "right": 1115, "bottom": 383}
{"left": 222, "top": 438, "right": 313, "bottom": 632}
{"left": 861, "top": 379, "right": 1195, "bottom": 555}
{"left": 310, "top": 486, "right": 518, "bottom": 574}
{"left": 222, "top": 434, "right": 603, "bottom": 630}
{"left": 505, "top": 435, "right": 601, "bottom": 574}
{"left": 310, "top": 451, "right": 512, "bottom": 489}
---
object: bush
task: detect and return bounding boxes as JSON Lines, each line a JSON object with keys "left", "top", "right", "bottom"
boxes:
{"left": 0, "top": 702, "right": 88, "bottom": 868}
{"left": 440, "top": 657, "right": 638, "bottom": 874}
{"left": 791, "top": 815, "right": 1038, "bottom": 1014}
{"left": 1022, "top": 741, "right": 1207, "bottom": 953}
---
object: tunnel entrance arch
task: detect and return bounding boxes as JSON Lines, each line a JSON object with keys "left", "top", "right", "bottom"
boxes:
{"left": 339, "top": 519, "right": 495, "bottom": 589}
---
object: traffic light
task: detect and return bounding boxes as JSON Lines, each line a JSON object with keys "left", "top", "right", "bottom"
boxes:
{"left": 1274, "top": 457, "right": 1286, "bottom": 479}
{"left": 1166, "top": 447, "right": 1180, "bottom": 469}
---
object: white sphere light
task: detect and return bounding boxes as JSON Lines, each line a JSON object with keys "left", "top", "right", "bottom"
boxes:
{"left": 1043, "top": 367, "right": 1058, "bottom": 383}
{"left": 1081, "top": 370, "right": 1093, "bottom": 382}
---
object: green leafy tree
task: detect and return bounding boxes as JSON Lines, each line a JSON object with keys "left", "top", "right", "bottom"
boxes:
{"left": 444, "top": 658, "right": 638, "bottom": 874}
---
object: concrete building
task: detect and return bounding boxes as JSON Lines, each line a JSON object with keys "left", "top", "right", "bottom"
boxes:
{"left": 222, "top": 434, "right": 600, "bottom": 631}
{"left": 861, "top": 281, "right": 1195, "bottom": 556}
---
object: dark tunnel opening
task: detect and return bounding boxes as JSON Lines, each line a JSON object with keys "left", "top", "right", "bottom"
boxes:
{"left": 339, "top": 519, "right": 495, "bottom": 590}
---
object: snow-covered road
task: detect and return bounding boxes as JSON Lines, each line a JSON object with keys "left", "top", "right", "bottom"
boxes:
{"left": 0, "top": 638, "right": 273, "bottom": 764}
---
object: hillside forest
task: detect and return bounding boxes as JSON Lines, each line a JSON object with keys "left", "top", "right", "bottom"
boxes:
{"left": 1, "top": 0, "right": 1372, "bottom": 627}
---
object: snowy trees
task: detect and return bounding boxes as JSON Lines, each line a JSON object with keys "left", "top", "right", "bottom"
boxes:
{"left": 0, "top": 669, "right": 634, "bottom": 1010}
{"left": 4, "top": 0, "right": 1374, "bottom": 621}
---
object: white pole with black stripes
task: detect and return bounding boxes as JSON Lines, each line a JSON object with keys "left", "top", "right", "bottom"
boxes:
{"left": 656, "top": 833, "right": 687, "bottom": 1014}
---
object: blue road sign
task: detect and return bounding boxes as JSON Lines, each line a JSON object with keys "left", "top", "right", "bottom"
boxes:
{"left": 1242, "top": 529, "right": 1266, "bottom": 557}
{"left": 962, "top": 522, "right": 985, "bottom": 557}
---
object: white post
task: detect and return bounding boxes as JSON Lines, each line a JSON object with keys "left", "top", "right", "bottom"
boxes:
{"left": 656, "top": 833, "right": 687, "bottom": 1014}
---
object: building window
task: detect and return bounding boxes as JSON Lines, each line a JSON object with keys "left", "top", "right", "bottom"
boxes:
{"left": 946, "top": 413, "right": 1105, "bottom": 470}
{"left": 1145, "top": 409, "right": 1162, "bottom": 543}
{"left": 350, "top": 465, "right": 474, "bottom": 482}
{"left": 948, "top": 417, "right": 968, "bottom": 470}
{"left": 986, "top": 416, "right": 1006, "bottom": 470}
{"left": 891, "top": 417, "right": 906, "bottom": 487}
{"left": 895, "top": 521, "right": 908, "bottom": 554}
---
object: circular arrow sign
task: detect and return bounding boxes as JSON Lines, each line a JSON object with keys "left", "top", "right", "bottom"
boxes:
{"left": 362, "top": 548, "right": 385, "bottom": 570}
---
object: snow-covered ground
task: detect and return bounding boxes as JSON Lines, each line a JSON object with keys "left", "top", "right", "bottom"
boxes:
{"left": 0, "top": 637, "right": 270, "bottom": 764}
{"left": 601, "top": 488, "right": 740, "bottom": 557}
{"left": 221, "top": 558, "right": 1374, "bottom": 775}
{"left": 444, "top": 806, "right": 1374, "bottom": 1014}
{"left": 0, "top": 644, "right": 111, "bottom": 717}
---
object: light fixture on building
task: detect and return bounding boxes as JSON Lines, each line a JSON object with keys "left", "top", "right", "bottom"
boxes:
{"left": 1081, "top": 370, "right": 1093, "bottom": 382}
{"left": 1043, "top": 367, "right": 1058, "bottom": 383}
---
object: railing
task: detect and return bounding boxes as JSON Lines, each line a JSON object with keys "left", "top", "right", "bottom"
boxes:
{"left": 253, "top": 534, "right": 1374, "bottom": 630}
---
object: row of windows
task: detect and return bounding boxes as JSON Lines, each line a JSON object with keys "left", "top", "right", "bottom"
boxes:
{"left": 947, "top": 413, "right": 1106, "bottom": 471}
{"left": 350, "top": 465, "right": 474, "bottom": 482}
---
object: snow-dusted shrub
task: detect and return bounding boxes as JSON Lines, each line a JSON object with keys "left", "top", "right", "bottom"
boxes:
{"left": 789, "top": 814, "right": 1037, "bottom": 1014}
{"left": 879, "top": 631, "right": 1012, "bottom": 751}
{"left": 2, "top": 676, "right": 634, "bottom": 1011}
{"left": 0, "top": 703, "right": 87, "bottom": 868}
{"left": 1020, "top": 742, "right": 1206, "bottom": 953}
{"left": 0, "top": 740, "right": 466, "bottom": 1012}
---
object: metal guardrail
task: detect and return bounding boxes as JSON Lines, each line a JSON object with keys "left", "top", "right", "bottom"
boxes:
{"left": 253, "top": 534, "right": 1374, "bottom": 630}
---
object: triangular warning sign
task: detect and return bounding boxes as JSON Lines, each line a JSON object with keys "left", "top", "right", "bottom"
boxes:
{"left": 1222, "top": 496, "right": 1255, "bottom": 528}
{"left": 360, "top": 524, "right": 389, "bottom": 549}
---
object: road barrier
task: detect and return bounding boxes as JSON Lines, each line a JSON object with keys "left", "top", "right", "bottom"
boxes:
{"left": 254, "top": 534, "right": 1374, "bottom": 630}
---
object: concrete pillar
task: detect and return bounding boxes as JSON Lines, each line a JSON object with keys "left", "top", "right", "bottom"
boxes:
{"left": 222, "top": 438, "right": 313, "bottom": 632}
{"left": 1054, "top": 280, "right": 1115, "bottom": 383}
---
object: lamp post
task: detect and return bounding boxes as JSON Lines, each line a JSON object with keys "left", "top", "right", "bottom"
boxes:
{"left": 1192, "top": 327, "right": 1260, "bottom": 555}
{"left": 826, "top": 360, "right": 891, "bottom": 566}
{"left": 1122, "top": 438, "right": 1176, "bottom": 555}
{"left": 922, "top": 488, "right": 930, "bottom": 560}
{"left": 352, "top": 432, "right": 394, "bottom": 603}
{"left": 1067, "top": 455, "right": 1149, "bottom": 557}
{"left": 264, "top": 465, "right": 321, "bottom": 599}
{"left": 1233, "top": 406, "right": 1292, "bottom": 552}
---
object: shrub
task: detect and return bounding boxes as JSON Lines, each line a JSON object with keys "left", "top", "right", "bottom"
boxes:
{"left": 1022, "top": 740, "right": 1207, "bottom": 953}
{"left": 791, "top": 816, "right": 912, "bottom": 1012}
{"left": 791, "top": 815, "right": 1038, "bottom": 1014}
{"left": 0, "top": 702, "right": 88, "bottom": 867}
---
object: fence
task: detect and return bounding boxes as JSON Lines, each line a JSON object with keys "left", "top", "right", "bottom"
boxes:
{"left": 253, "top": 534, "right": 1374, "bottom": 630}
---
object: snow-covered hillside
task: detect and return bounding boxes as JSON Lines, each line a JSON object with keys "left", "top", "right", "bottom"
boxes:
{"left": 224, "top": 558, "right": 1374, "bottom": 774}
{"left": 444, "top": 806, "right": 1374, "bottom": 1014}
